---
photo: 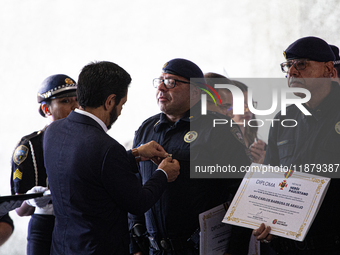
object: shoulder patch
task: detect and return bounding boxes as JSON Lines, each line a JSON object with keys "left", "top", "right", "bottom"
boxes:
{"left": 335, "top": 121, "right": 340, "bottom": 134}
{"left": 230, "top": 126, "right": 253, "bottom": 162}
{"left": 13, "top": 145, "right": 29, "bottom": 165}
{"left": 184, "top": 131, "right": 198, "bottom": 143}
{"left": 230, "top": 127, "right": 245, "bottom": 145}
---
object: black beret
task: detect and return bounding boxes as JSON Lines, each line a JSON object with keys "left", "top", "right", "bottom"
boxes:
{"left": 330, "top": 45, "right": 340, "bottom": 66}
{"left": 162, "top": 58, "right": 204, "bottom": 81}
{"left": 283, "top": 36, "right": 335, "bottom": 62}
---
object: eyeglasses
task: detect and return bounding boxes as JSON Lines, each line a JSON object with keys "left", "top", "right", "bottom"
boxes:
{"left": 221, "top": 104, "right": 233, "bottom": 112}
{"left": 153, "top": 78, "right": 190, "bottom": 89}
{"left": 280, "top": 59, "right": 309, "bottom": 73}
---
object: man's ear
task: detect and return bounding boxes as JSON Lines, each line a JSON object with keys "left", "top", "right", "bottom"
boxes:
{"left": 41, "top": 104, "right": 51, "bottom": 116}
{"left": 104, "top": 94, "right": 116, "bottom": 111}
{"left": 324, "top": 61, "right": 335, "bottom": 78}
{"left": 190, "top": 85, "right": 201, "bottom": 100}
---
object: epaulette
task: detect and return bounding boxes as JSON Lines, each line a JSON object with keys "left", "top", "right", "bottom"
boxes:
{"left": 154, "top": 120, "right": 160, "bottom": 127}
{"left": 22, "top": 129, "right": 44, "bottom": 141}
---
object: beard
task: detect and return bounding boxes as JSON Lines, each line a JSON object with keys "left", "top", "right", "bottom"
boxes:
{"left": 107, "top": 106, "right": 118, "bottom": 130}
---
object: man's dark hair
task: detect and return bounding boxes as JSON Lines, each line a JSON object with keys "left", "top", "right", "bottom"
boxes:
{"left": 77, "top": 61, "right": 131, "bottom": 108}
{"left": 204, "top": 72, "right": 233, "bottom": 89}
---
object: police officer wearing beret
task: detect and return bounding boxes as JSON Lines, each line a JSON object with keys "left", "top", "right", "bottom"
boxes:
{"left": 11, "top": 74, "right": 78, "bottom": 255}
{"left": 330, "top": 44, "right": 340, "bottom": 79}
{"left": 253, "top": 37, "right": 340, "bottom": 254}
{"left": 129, "top": 58, "right": 252, "bottom": 255}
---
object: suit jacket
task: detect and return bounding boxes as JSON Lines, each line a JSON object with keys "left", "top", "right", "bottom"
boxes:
{"left": 43, "top": 111, "right": 167, "bottom": 255}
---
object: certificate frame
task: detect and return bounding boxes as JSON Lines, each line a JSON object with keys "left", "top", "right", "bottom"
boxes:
{"left": 222, "top": 163, "right": 330, "bottom": 241}
{"left": 199, "top": 203, "right": 231, "bottom": 255}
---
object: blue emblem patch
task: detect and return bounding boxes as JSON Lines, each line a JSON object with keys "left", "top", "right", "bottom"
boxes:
{"left": 13, "top": 145, "right": 29, "bottom": 165}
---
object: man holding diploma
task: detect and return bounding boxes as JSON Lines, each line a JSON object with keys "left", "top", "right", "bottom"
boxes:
{"left": 254, "top": 37, "right": 340, "bottom": 254}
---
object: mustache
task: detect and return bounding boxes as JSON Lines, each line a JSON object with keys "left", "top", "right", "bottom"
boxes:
{"left": 288, "top": 77, "right": 305, "bottom": 86}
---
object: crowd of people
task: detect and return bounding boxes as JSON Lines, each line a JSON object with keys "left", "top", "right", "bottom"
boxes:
{"left": 0, "top": 35, "right": 340, "bottom": 255}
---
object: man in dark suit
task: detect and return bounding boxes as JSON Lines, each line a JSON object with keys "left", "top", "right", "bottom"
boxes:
{"left": 43, "top": 61, "right": 180, "bottom": 255}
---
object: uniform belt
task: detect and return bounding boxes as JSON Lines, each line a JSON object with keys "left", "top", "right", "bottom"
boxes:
{"left": 161, "top": 238, "right": 191, "bottom": 251}
{"left": 149, "top": 237, "right": 192, "bottom": 252}
{"left": 273, "top": 235, "right": 340, "bottom": 252}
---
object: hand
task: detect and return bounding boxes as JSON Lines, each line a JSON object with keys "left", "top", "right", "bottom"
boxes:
{"left": 249, "top": 139, "right": 266, "bottom": 164}
{"left": 136, "top": 141, "right": 168, "bottom": 164}
{"left": 25, "top": 186, "right": 51, "bottom": 208}
{"left": 253, "top": 223, "right": 274, "bottom": 244}
{"left": 134, "top": 253, "right": 142, "bottom": 255}
{"left": 0, "top": 200, "right": 24, "bottom": 217}
{"left": 158, "top": 157, "right": 180, "bottom": 182}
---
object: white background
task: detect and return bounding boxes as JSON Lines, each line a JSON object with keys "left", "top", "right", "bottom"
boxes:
{"left": 1, "top": 0, "right": 339, "bottom": 254}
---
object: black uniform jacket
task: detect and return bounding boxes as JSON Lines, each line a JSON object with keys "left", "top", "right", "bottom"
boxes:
{"left": 264, "top": 83, "right": 340, "bottom": 252}
{"left": 11, "top": 129, "right": 47, "bottom": 195}
{"left": 129, "top": 102, "right": 252, "bottom": 254}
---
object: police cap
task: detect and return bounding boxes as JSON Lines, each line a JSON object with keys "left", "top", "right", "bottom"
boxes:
{"left": 162, "top": 58, "right": 204, "bottom": 81}
{"left": 330, "top": 45, "right": 340, "bottom": 66}
{"left": 37, "top": 74, "right": 77, "bottom": 103}
{"left": 283, "top": 36, "right": 335, "bottom": 62}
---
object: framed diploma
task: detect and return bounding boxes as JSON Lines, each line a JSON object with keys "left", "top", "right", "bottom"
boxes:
{"left": 222, "top": 163, "right": 330, "bottom": 241}
{"left": 199, "top": 203, "right": 231, "bottom": 255}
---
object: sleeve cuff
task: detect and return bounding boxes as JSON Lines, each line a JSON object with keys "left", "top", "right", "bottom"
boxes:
{"left": 156, "top": 168, "right": 168, "bottom": 179}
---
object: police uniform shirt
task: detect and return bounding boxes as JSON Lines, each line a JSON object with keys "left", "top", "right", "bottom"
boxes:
{"left": 264, "top": 82, "right": 340, "bottom": 251}
{"left": 11, "top": 129, "right": 48, "bottom": 195}
{"left": 130, "top": 102, "right": 252, "bottom": 254}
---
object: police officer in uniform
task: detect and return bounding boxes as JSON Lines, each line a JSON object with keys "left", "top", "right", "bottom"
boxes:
{"left": 253, "top": 36, "right": 340, "bottom": 254}
{"left": 129, "top": 58, "right": 252, "bottom": 255}
{"left": 11, "top": 74, "right": 78, "bottom": 255}
{"left": 330, "top": 44, "right": 340, "bottom": 79}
